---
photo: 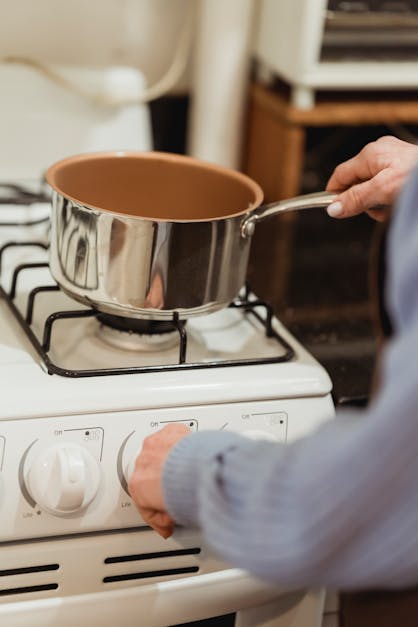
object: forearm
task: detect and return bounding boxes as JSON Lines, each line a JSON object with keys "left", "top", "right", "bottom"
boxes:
{"left": 163, "top": 374, "right": 418, "bottom": 590}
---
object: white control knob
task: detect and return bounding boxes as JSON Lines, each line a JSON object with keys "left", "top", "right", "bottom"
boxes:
{"left": 26, "top": 443, "right": 101, "bottom": 516}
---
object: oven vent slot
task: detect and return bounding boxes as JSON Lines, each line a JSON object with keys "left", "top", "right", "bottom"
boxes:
{"left": 0, "top": 563, "right": 60, "bottom": 598}
{"left": 104, "top": 547, "right": 201, "bottom": 564}
{"left": 103, "top": 566, "right": 199, "bottom": 584}
{"left": 0, "top": 583, "right": 58, "bottom": 597}
{"left": 0, "top": 564, "right": 59, "bottom": 577}
{"left": 103, "top": 547, "right": 201, "bottom": 584}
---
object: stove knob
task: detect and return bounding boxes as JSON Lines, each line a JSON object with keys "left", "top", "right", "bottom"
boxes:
{"left": 26, "top": 443, "right": 101, "bottom": 516}
{"left": 126, "top": 453, "right": 139, "bottom": 485}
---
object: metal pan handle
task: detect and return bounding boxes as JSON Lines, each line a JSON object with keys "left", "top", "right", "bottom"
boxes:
{"left": 241, "top": 191, "right": 338, "bottom": 238}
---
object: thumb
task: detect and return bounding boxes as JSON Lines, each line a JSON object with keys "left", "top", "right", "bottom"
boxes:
{"left": 327, "top": 179, "right": 377, "bottom": 219}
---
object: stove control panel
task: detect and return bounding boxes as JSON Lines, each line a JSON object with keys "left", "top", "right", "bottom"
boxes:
{"left": 0, "top": 395, "right": 334, "bottom": 542}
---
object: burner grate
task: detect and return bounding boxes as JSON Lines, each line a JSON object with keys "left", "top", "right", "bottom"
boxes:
{"left": 0, "top": 241, "right": 294, "bottom": 378}
{"left": 0, "top": 183, "right": 50, "bottom": 227}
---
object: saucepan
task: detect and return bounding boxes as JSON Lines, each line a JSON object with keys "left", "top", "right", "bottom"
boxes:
{"left": 46, "top": 151, "right": 336, "bottom": 320}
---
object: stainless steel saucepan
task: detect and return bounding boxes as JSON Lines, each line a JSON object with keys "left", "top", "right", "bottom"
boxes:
{"left": 46, "top": 151, "right": 336, "bottom": 320}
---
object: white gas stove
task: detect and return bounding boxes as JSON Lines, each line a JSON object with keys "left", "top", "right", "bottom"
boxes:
{"left": 0, "top": 61, "right": 335, "bottom": 627}
{"left": 0, "top": 190, "right": 334, "bottom": 627}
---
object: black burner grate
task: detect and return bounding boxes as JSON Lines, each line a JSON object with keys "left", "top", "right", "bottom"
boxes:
{"left": 0, "top": 240, "right": 294, "bottom": 378}
{"left": 0, "top": 183, "right": 50, "bottom": 227}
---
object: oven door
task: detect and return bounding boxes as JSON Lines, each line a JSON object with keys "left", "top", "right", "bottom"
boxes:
{"left": 0, "top": 570, "right": 324, "bottom": 627}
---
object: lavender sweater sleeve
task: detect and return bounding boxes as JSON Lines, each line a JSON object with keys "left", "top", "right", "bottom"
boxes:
{"left": 163, "top": 169, "right": 418, "bottom": 590}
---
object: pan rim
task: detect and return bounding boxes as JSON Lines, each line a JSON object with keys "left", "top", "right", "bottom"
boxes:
{"left": 45, "top": 150, "right": 264, "bottom": 223}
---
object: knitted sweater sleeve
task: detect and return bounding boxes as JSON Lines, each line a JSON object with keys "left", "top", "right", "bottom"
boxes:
{"left": 163, "top": 169, "right": 418, "bottom": 590}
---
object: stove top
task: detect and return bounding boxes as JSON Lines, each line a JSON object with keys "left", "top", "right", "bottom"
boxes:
{"left": 0, "top": 187, "right": 332, "bottom": 419}
{"left": 2, "top": 259, "right": 294, "bottom": 374}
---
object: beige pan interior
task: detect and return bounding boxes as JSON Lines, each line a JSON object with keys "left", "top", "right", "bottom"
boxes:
{"left": 46, "top": 151, "right": 264, "bottom": 222}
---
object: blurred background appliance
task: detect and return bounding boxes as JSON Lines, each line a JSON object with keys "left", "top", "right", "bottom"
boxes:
{"left": 324, "top": 0, "right": 418, "bottom": 58}
{"left": 253, "top": 0, "right": 418, "bottom": 108}
{"left": 0, "top": 64, "right": 152, "bottom": 181}
{"left": 0, "top": 0, "right": 256, "bottom": 169}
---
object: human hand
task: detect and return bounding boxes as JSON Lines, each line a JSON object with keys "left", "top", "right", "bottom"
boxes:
{"left": 128, "top": 423, "right": 191, "bottom": 538}
{"left": 326, "top": 135, "right": 418, "bottom": 221}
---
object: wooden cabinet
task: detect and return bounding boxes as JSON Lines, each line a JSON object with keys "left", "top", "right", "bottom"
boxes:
{"left": 242, "top": 82, "right": 418, "bottom": 312}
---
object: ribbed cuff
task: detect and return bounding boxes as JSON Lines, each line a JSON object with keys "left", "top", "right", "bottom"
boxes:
{"left": 162, "top": 430, "right": 244, "bottom": 527}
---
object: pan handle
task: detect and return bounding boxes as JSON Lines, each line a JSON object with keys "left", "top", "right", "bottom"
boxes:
{"left": 240, "top": 191, "right": 338, "bottom": 238}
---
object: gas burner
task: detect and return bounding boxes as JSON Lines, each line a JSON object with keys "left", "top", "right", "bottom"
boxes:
{"left": 95, "top": 313, "right": 184, "bottom": 352}
{"left": 0, "top": 240, "right": 294, "bottom": 375}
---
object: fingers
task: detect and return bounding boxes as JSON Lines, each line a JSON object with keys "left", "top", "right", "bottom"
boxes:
{"left": 326, "top": 135, "right": 404, "bottom": 194}
{"left": 142, "top": 423, "right": 191, "bottom": 455}
{"left": 366, "top": 207, "right": 388, "bottom": 222}
{"left": 326, "top": 150, "right": 374, "bottom": 194}
{"left": 327, "top": 168, "right": 395, "bottom": 220}
{"left": 127, "top": 423, "right": 192, "bottom": 538}
{"left": 156, "top": 526, "right": 174, "bottom": 539}
{"left": 325, "top": 136, "right": 418, "bottom": 220}
{"left": 139, "top": 507, "right": 175, "bottom": 538}
{"left": 327, "top": 180, "right": 380, "bottom": 219}
{"left": 325, "top": 145, "right": 381, "bottom": 219}
{"left": 130, "top": 493, "right": 175, "bottom": 538}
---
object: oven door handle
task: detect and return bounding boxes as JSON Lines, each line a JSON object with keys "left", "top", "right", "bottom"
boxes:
{"left": 0, "top": 568, "right": 323, "bottom": 627}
